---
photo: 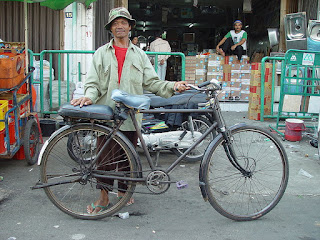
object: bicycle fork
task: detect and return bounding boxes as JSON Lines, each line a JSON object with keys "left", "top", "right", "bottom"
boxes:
{"left": 221, "top": 132, "right": 252, "bottom": 177}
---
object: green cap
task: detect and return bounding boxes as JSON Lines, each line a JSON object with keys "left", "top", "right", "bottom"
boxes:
{"left": 105, "top": 7, "right": 136, "bottom": 30}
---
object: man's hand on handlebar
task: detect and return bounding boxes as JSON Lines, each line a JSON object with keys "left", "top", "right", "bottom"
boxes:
{"left": 174, "top": 81, "right": 190, "bottom": 93}
{"left": 70, "top": 97, "right": 93, "bottom": 107}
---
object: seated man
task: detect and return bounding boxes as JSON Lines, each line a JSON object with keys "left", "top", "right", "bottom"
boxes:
{"left": 216, "top": 20, "right": 247, "bottom": 61}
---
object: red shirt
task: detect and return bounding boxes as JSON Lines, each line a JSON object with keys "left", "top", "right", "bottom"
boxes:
{"left": 114, "top": 45, "right": 128, "bottom": 84}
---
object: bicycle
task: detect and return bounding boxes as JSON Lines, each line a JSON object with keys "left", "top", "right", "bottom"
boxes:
{"left": 33, "top": 80, "right": 289, "bottom": 221}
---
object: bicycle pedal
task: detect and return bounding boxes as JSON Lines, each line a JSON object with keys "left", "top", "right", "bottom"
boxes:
{"left": 176, "top": 180, "right": 188, "bottom": 190}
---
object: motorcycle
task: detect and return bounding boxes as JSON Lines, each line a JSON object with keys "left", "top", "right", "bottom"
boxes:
{"left": 67, "top": 91, "right": 214, "bottom": 165}
{"left": 138, "top": 91, "right": 215, "bottom": 164}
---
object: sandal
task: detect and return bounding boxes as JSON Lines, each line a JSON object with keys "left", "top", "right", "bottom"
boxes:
{"left": 87, "top": 203, "right": 110, "bottom": 214}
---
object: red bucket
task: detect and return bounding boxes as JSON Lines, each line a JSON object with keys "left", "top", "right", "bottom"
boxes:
{"left": 285, "top": 119, "right": 306, "bottom": 141}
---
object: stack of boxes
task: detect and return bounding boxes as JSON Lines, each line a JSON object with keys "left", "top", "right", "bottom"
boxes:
{"left": 182, "top": 53, "right": 274, "bottom": 121}
{"left": 195, "top": 55, "right": 208, "bottom": 85}
{"left": 248, "top": 63, "right": 273, "bottom": 120}
{"left": 218, "top": 55, "right": 251, "bottom": 101}
{"left": 184, "top": 56, "right": 197, "bottom": 85}
{"left": 207, "top": 54, "right": 224, "bottom": 83}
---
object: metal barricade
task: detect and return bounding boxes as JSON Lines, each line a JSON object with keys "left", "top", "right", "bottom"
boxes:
{"left": 270, "top": 50, "right": 320, "bottom": 135}
{"left": 29, "top": 50, "right": 185, "bottom": 116}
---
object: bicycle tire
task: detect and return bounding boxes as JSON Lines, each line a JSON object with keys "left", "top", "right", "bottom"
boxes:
{"left": 24, "top": 118, "right": 40, "bottom": 165}
{"left": 40, "top": 124, "right": 138, "bottom": 220}
{"left": 203, "top": 125, "right": 289, "bottom": 221}
{"left": 172, "top": 116, "right": 215, "bottom": 162}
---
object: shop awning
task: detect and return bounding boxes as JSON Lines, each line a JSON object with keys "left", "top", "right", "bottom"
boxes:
{"left": 0, "top": 0, "right": 96, "bottom": 10}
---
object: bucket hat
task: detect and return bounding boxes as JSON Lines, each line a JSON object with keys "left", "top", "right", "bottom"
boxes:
{"left": 105, "top": 7, "right": 136, "bottom": 30}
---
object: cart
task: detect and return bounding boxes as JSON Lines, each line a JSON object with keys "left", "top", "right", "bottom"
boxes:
{"left": 0, "top": 66, "right": 42, "bottom": 165}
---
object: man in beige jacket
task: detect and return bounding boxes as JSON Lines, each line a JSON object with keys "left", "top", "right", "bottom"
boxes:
{"left": 150, "top": 31, "right": 171, "bottom": 80}
{"left": 71, "top": 7, "right": 188, "bottom": 214}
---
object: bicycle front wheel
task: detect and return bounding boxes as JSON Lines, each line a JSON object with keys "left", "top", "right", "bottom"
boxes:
{"left": 40, "top": 124, "right": 138, "bottom": 220}
{"left": 203, "top": 125, "right": 289, "bottom": 221}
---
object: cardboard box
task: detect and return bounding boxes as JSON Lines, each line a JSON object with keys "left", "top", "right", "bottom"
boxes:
{"left": 195, "top": 74, "right": 207, "bottom": 83}
{"left": 248, "top": 107, "right": 261, "bottom": 120}
{"left": 217, "top": 91, "right": 230, "bottom": 101}
{"left": 207, "top": 74, "right": 223, "bottom": 82}
{"left": 241, "top": 79, "right": 251, "bottom": 85}
{"left": 185, "top": 79, "right": 195, "bottom": 85}
{"left": 223, "top": 64, "right": 232, "bottom": 81}
{"left": 231, "top": 72, "right": 241, "bottom": 82}
{"left": 208, "top": 53, "right": 224, "bottom": 62}
{"left": 207, "top": 65, "right": 223, "bottom": 74}
{"left": 230, "top": 81, "right": 241, "bottom": 90}
{"left": 241, "top": 84, "right": 250, "bottom": 91}
{"left": 240, "top": 73, "right": 251, "bottom": 80}
{"left": 195, "top": 63, "right": 207, "bottom": 69}
{"left": 240, "top": 64, "right": 251, "bottom": 73}
{"left": 230, "top": 90, "right": 241, "bottom": 99}
{"left": 240, "top": 93, "right": 250, "bottom": 101}
{"left": 0, "top": 52, "right": 25, "bottom": 79}
{"left": 196, "top": 69, "right": 207, "bottom": 75}
{"left": 208, "top": 60, "right": 223, "bottom": 66}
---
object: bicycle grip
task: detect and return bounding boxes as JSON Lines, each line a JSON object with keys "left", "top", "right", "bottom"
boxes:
{"left": 198, "top": 80, "right": 211, "bottom": 88}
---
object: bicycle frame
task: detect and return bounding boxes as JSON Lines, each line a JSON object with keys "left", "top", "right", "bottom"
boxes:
{"left": 88, "top": 95, "right": 250, "bottom": 183}
{"left": 34, "top": 89, "right": 250, "bottom": 189}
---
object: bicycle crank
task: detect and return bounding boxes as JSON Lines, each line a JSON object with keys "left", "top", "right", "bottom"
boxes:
{"left": 146, "top": 170, "right": 171, "bottom": 194}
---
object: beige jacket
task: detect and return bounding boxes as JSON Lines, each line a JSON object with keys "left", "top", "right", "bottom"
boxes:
{"left": 84, "top": 39, "right": 175, "bottom": 131}
{"left": 149, "top": 38, "right": 171, "bottom": 62}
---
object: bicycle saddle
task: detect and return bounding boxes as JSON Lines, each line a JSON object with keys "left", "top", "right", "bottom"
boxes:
{"left": 58, "top": 103, "right": 114, "bottom": 121}
{"left": 111, "top": 89, "right": 150, "bottom": 110}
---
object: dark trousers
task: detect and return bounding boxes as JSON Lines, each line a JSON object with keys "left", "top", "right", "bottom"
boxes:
{"left": 220, "top": 37, "right": 246, "bottom": 61}
{"left": 96, "top": 131, "right": 138, "bottom": 192}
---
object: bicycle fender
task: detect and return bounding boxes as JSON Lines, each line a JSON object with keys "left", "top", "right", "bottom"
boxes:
{"left": 198, "top": 123, "right": 247, "bottom": 201}
{"left": 37, "top": 125, "right": 71, "bottom": 165}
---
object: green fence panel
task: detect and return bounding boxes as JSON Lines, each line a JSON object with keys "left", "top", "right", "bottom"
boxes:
{"left": 32, "top": 50, "right": 185, "bottom": 115}
{"left": 271, "top": 50, "right": 320, "bottom": 135}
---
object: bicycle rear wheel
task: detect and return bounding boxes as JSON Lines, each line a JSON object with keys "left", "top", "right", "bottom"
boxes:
{"left": 203, "top": 125, "right": 289, "bottom": 221}
{"left": 40, "top": 124, "right": 138, "bottom": 220}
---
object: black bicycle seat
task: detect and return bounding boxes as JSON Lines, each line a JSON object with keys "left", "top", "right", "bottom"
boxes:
{"left": 58, "top": 103, "right": 114, "bottom": 121}
{"left": 111, "top": 89, "right": 150, "bottom": 110}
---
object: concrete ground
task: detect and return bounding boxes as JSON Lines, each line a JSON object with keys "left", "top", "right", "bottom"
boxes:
{"left": 0, "top": 111, "right": 319, "bottom": 240}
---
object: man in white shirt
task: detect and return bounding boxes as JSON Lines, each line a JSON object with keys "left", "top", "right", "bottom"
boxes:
{"left": 216, "top": 20, "right": 247, "bottom": 61}
{"left": 150, "top": 31, "right": 171, "bottom": 80}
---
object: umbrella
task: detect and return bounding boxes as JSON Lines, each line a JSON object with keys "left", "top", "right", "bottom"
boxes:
{"left": 0, "top": 0, "right": 97, "bottom": 68}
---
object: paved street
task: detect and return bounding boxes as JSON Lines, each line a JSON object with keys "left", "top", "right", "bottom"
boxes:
{"left": 0, "top": 112, "right": 319, "bottom": 240}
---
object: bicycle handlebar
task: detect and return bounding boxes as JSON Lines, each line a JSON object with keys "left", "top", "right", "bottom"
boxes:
{"left": 187, "top": 79, "right": 221, "bottom": 91}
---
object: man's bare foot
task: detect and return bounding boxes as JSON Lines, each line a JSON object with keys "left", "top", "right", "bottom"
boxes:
{"left": 87, "top": 190, "right": 109, "bottom": 214}
{"left": 217, "top": 48, "right": 225, "bottom": 56}
{"left": 118, "top": 192, "right": 135, "bottom": 206}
